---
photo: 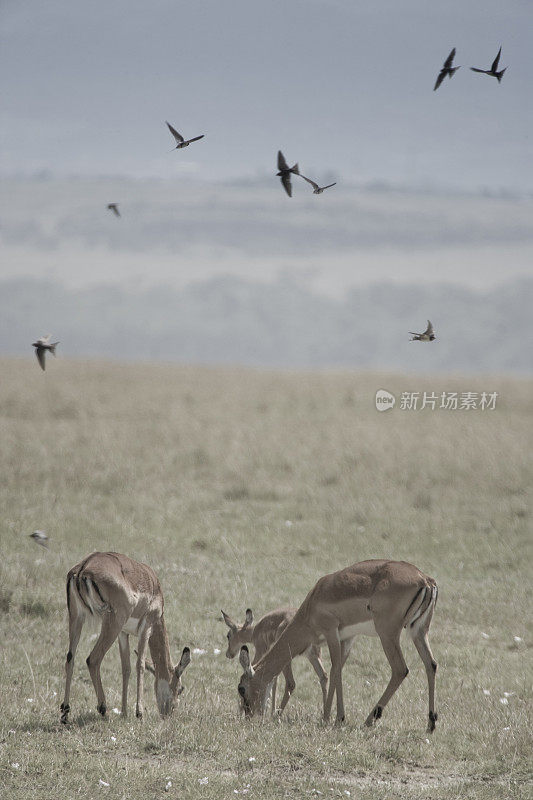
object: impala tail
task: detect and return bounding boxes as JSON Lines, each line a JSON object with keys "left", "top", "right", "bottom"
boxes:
{"left": 67, "top": 572, "right": 109, "bottom": 618}
{"left": 406, "top": 584, "right": 438, "bottom": 637}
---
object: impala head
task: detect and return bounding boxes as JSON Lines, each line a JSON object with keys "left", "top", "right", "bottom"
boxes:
{"left": 237, "top": 646, "right": 268, "bottom": 718}
{"left": 222, "top": 608, "right": 254, "bottom": 658}
{"left": 147, "top": 646, "right": 191, "bottom": 717}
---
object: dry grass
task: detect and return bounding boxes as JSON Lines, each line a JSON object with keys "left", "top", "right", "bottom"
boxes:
{"left": 0, "top": 359, "right": 532, "bottom": 799}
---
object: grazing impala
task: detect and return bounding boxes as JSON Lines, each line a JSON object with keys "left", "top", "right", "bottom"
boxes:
{"left": 237, "top": 559, "right": 438, "bottom": 732}
{"left": 60, "top": 552, "right": 190, "bottom": 723}
{"left": 222, "top": 607, "right": 328, "bottom": 715}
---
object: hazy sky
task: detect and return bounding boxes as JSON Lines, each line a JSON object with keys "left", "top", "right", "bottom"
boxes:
{"left": 2, "top": 0, "right": 532, "bottom": 191}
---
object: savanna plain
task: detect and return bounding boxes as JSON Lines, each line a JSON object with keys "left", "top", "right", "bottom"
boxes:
{"left": 0, "top": 360, "right": 531, "bottom": 799}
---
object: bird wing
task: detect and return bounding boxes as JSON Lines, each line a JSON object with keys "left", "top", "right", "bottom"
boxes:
{"left": 278, "top": 150, "right": 289, "bottom": 171}
{"left": 185, "top": 135, "right": 205, "bottom": 144}
{"left": 281, "top": 174, "right": 292, "bottom": 197}
{"left": 470, "top": 67, "right": 488, "bottom": 73}
{"left": 323, "top": 182, "right": 336, "bottom": 190}
{"left": 301, "top": 175, "right": 319, "bottom": 191}
{"left": 443, "top": 48, "right": 456, "bottom": 69}
{"left": 41, "top": 334, "right": 51, "bottom": 342}
{"left": 35, "top": 347, "right": 46, "bottom": 370}
{"left": 114, "top": 206, "right": 120, "bottom": 217}
{"left": 433, "top": 71, "right": 446, "bottom": 91}
{"left": 425, "top": 320, "right": 434, "bottom": 336}
{"left": 491, "top": 47, "right": 501, "bottom": 72}
{"left": 166, "top": 121, "right": 184, "bottom": 143}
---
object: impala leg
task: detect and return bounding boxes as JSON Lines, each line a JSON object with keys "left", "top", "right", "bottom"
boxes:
{"left": 270, "top": 675, "right": 278, "bottom": 717}
{"left": 324, "top": 629, "right": 344, "bottom": 725}
{"left": 306, "top": 645, "right": 328, "bottom": 715}
{"left": 86, "top": 612, "right": 128, "bottom": 717}
{"left": 365, "top": 634, "right": 408, "bottom": 727}
{"left": 277, "top": 663, "right": 296, "bottom": 715}
{"left": 117, "top": 632, "right": 131, "bottom": 717}
{"left": 135, "top": 624, "right": 151, "bottom": 719}
{"left": 412, "top": 630, "right": 438, "bottom": 732}
{"left": 61, "top": 613, "right": 84, "bottom": 723}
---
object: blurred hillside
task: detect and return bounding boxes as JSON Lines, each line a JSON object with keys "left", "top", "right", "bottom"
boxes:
{"left": 1, "top": 274, "right": 532, "bottom": 373}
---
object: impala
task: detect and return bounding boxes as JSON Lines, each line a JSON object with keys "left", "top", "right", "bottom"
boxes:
{"left": 60, "top": 552, "right": 190, "bottom": 723}
{"left": 222, "top": 606, "right": 328, "bottom": 715}
{"left": 237, "top": 559, "right": 438, "bottom": 732}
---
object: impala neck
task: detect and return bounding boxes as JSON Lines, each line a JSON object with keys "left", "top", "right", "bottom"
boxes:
{"left": 148, "top": 616, "right": 173, "bottom": 680}
{"left": 253, "top": 613, "right": 312, "bottom": 686}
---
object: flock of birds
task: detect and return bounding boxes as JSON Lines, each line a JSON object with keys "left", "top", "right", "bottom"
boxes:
{"left": 29, "top": 46, "right": 511, "bottom": 373}
{"left": 434, "top": 46, "right": 507, "bottom": 90}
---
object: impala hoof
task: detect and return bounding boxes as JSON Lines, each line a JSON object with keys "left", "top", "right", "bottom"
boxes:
{"left": 427, "top": 711, "right": 438, "bottom": 732}
{"left": 97, "top": 703, "right": 107, "bottom": 717}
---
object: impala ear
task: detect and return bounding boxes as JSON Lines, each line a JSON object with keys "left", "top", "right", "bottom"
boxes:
{"left": 244, "top": 608, "right": 254, "bottom": 627}
{"left": 239, "top": 645, "right": 254, "bottom": 676}
{"left": 170, "top": 647, "right": 191, "bottom": 694}
{"left": 176, "top": 646, "right": 191, "bottom": 677}
{"left": 221, "top": 610, "right": 237, "bottom": 631}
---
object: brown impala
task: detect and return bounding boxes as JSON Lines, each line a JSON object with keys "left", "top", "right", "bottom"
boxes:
{"left": 61, "top": 552, "right": 190, "bottom": 723}
{"left": 238, "top": 559, "right": 438, "bottom": 732}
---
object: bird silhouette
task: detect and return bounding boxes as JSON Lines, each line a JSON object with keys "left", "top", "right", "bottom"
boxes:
{"left": 107, "top": 203, "right": 120, "bottom": 217}
{"left": 276, "top": 151, "right": 300, "bottom": 197}
{"left": 30, "top": 530, "right": 49, "bottom": 548}
{"left": 434, "top": 48, "right": 460, "bottom": 91}
{"left": 166, "top": 121, "right": 205, "bottom": 149}
{"left": 32, "top": 335, "right": 59, "bottom": 370}
{"left": 471, "top": 47, "right": 506, "bottom": 82}
{"left": 409, "top": 320, "right": 436, "bottom": 342}
{"left": 301, "top": 175, "right": 336, "bottom": 194}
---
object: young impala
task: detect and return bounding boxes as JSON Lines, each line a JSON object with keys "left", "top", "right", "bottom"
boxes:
{"left": 222, "top": 606, "right": 328, "bottom": 715}
{"left": 60, "top": 552, "right": 190, "bottom": 723}
{"left": 237, "top": 559, "right": 438, "bottom": 731}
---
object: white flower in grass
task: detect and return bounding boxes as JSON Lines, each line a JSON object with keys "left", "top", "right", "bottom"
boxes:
{"left": 213, "top": 648, "right": 221, "bottom": 655}
{"left": 503, "top": 692, "right": 514, "bottom": 698}
{"left": 481, "top": 632, "right": 490, "bottom": 639}
{"left": 11, "top": 763, "right": 20, "bottom": 770}
{"left": 248, "top": 757, "right": 255, "bottom": 762}
{"left": 26, "top": 698, "right": 34, "bottom": 703}
{"left": 165, "top": 780, "right": 172, "bottom": 791}
{"left": 112, "top": 707, "right": 120, "bottom": 714}
{"left": 499, "top": 697, "right": 509, "bottom": 705}
{"left": 482, "top": 689, "right": 490, "bottom": 696}
{"left": 513, "top": 636, "right": 523, "bottom": 643}
{"left": 285, "top": 520, "right": 293, "bottom": 527}
{"left": 99, "top": 779, "right": 110, "bottom": 787}
{"left": 193, "top": 648, "right": 207, "bottom": 655}
{"left": 503, "top": 726, "right": 511, "bottom": 731}
{"left": 110, "top": 736, "right": 117, "bottom": 742}
{"left": 199, "top": 777, "right": 209, "bottom": 785}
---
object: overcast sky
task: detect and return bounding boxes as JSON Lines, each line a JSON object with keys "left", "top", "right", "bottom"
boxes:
{"left": 1, "top": 0, "right": 532, "bottom": 191}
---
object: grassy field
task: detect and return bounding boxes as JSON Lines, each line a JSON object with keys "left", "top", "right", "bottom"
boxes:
{"left": 0, "top": 359, "right": 531, "bottom": 799}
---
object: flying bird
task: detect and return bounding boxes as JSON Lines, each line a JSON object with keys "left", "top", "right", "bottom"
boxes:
{"left": 434, "top": 48, "right": 460, "bottom": 91}
{"left": 409, "top": 320, "right": 436, "bottom": 342}
{"left": 276, "top": 150, "right": 299, "bottom": 197}
{"left": 32, "top": 334, "right": 59, "bottom": 370}
{"left": 107, "top": 203, "right": 120, "bottom": 217}
{"left": 471, "top": 47, "right": 507, "bottom": 82}
{"left": 166, "top": 121, "right": 205, "bottom": 149}
{"left": 29, "top": 530, "right": 49, "bottom": 548}
{"left": 301, "top": 175, "right": 336, "bottom": 194}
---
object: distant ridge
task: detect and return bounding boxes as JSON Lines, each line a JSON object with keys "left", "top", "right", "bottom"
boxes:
{"left": 1, "top": 275, "right": 532, "bottom": 373}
